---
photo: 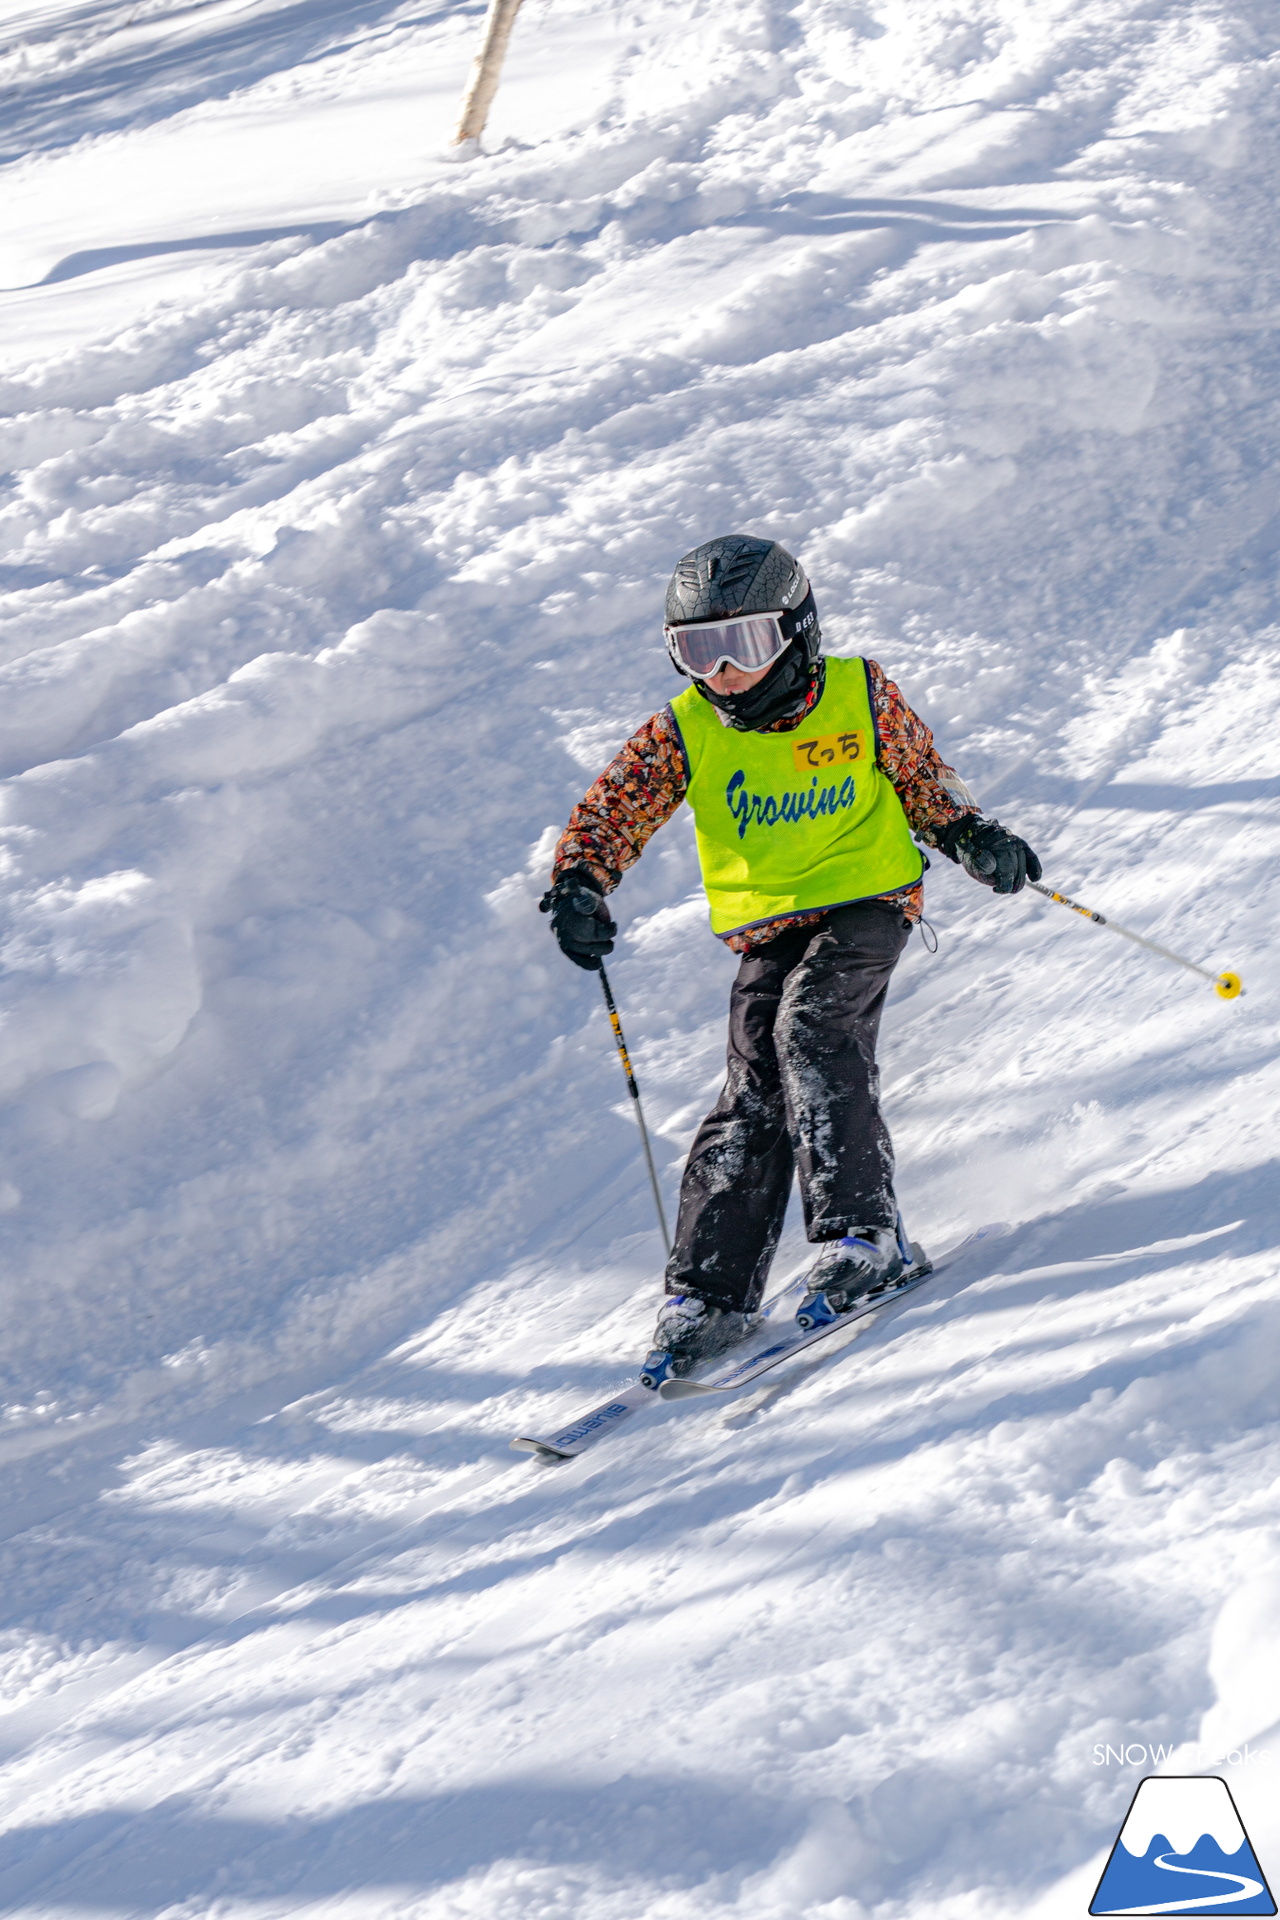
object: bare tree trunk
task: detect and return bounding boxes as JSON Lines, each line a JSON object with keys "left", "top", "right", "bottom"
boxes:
{"left": 452, "top": 0, "right": 527, "bottom": 146}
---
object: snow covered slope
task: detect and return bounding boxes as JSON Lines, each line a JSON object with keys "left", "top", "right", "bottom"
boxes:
{"left": 1, "top": 0, "right": 1278, "bottom": 1912}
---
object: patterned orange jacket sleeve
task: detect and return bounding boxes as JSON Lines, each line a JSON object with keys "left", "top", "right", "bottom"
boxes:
{"left": 551, "top": 660, "right": 975, "bottom": 948}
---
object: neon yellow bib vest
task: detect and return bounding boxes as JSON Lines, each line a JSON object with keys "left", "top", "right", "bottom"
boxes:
{"left": 669, "top": 657, "right": 924, "bottom": 939}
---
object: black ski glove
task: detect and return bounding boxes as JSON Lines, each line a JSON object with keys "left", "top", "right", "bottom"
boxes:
{"left": 940, "top": 813, "right": 1042, "bottom": 895}
{"left": 538, "top": 865, "right": 617, "bottom": 971}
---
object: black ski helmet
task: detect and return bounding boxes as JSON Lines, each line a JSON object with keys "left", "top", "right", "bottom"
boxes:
{"left": 664, "top": 533, "right": 822, "bottom": 730}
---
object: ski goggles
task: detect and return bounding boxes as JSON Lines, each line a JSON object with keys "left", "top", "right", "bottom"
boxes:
{"left": 664, "top": 598, "right": 813, "bottom": 680}
{"left": 664, "top": 588, "right": 818, "bottom": 680}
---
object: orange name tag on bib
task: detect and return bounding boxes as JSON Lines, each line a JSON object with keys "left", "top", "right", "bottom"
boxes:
{"left": 790, "top": 730, "right": 867, "bottom": 772}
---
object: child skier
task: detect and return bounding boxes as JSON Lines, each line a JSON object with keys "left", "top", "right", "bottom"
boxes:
{"left": 540, "top": 535, "right": 1040, "bottom": 1380}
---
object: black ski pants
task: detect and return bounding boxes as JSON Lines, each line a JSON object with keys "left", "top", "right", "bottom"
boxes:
{"left": 665, "top": 900, "right": 912, "bottom": 1314}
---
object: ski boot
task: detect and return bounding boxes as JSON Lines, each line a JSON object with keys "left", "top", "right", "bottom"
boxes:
{"left": 795, "top": 1213, "right": 916, "bottom": 1331}
{"left": 640, "top": 1294, "right": 755, "bottom": 1391}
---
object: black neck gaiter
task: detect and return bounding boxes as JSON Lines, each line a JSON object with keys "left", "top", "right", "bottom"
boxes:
{"left": 695, "top": 648, "right": 823, "bottom": 731}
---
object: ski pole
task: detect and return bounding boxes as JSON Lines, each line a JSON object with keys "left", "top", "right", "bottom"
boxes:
{"left": 597, "top": 963, "right": 672, "bottom": 1254}
{"left": 1029, "top": 881, "right": 1243, "bottom": 999}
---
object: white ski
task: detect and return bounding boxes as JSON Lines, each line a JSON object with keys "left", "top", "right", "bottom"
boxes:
{"left": 510, "top": 1381, "right": 655, "bottom": 1462}
{"left": 659, "top": 1223, "right": 1004, "bottom": 1400}
{"left": 510, "top": 1225, "right": 1004, "bottom": 1459}
{"left": 510, "top": 1270, "right": 811, "bottom": 1461}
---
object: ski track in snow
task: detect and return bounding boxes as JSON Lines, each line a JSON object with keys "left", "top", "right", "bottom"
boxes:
{"left": 0, "top": 0, "right": 1279, "bottom": 1911}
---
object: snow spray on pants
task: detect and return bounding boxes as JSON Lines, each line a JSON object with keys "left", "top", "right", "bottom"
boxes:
{"left": 665, "top": 900, "right": 911, "bottom": 1311}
